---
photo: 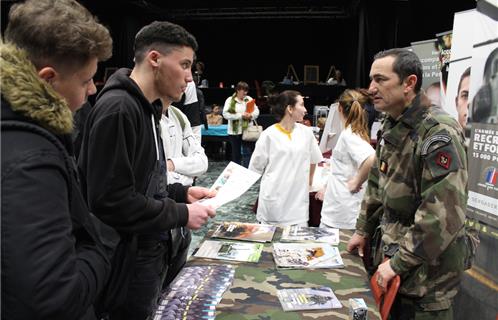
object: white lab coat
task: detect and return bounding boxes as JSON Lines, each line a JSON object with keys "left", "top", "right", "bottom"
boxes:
{"left": 249, "top": 123, "right": 323, "bottom": 226}
{"left": 160, "top": 106, "right": 208, "bottom": 186}
{"left": 320, "top": 126, "right": 375, "bottom": 229}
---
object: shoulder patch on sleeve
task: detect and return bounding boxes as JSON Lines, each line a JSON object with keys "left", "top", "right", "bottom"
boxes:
{"left": 421, "top": 134, "right": 451, "bottom": 156}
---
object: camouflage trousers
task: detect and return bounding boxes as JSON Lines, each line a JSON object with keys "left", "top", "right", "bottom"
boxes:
{"left": 389, "top": 296, "right": 453, "bottom": 320}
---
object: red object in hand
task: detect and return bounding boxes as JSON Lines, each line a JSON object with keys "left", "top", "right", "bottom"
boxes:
{"left": 370, "top": 271, "right": 401, "bottom": 320}
{"left": 246, "top": 99, "right": 255, "bottom": 113}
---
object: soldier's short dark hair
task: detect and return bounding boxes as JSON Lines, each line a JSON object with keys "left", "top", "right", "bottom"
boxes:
{"left": 5, "top": 0, "right": 112, "bottom": 70}
{"left": 134, "top": 21, "right": 198, "bottom": 63}
{"left": 374, "top": 48, "right": 423, "bottom": 93}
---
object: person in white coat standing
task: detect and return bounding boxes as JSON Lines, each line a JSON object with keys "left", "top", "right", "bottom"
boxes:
{"left": 316, "top": 89, "right": 375, "bottom": 229}
{"left": 249, "top": 90, "right": 323, "bottom": 226}
{"left": 159, "top": 99, "right": 208, "bottom": 186}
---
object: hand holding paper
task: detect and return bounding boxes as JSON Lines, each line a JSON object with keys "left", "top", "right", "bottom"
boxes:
{"left": 198, "top": 162, "right": 261, "bottom": 209}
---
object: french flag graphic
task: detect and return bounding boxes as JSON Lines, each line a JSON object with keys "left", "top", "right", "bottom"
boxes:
{"left": 485, "top": 167, "right": 497, "bottom": 185}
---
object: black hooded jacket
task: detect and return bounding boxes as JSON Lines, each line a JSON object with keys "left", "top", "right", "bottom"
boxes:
{"left": 1, "top": 44, "right": 111, "bottom": 319}
{"left": 78, "top": 68, "right": 189, "bottom": 235}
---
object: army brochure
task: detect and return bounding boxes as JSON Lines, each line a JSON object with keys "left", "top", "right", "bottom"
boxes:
{"left": 281, "top": 226, "right": 339, "bottom": 245}
{"left": 198, "top": 161, "right": 261, "bottom": 209}
{"left": 194, "top": 239, "right": 264, "bottom": 263}
{"left": 276, "top": 287, "right": 342, "bottom": 311}
{"left": 272, "top": 242, "right": 344, "bottom": 269}
{"left": 211, "top": 222, "right": 276, "bottom": 243}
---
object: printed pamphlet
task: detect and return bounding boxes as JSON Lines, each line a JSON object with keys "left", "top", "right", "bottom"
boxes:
{"left": 194, "top": 239, "right": 264, "bottom": 263}
{"left": 212, "top": 221, "right": 276, "bottom": 242}
{"left": 272, "top": 242, "right": 344, "bottom": 269}
{"left": 277, "top": 287, "right": 342, "bottom": 311}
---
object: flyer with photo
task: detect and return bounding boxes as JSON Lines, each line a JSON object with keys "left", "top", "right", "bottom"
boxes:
{"left": 281, "top": 226, "right": 339, "bottom": 245}
{"left": 212, "top": 222, "right": 276, "bottom": 242}
{"left": 272, "top": 242, "right": 344, "bottom": 269}
{"left": 199, "top": 161, "right": 261, "bottom": 209}
{"left": 277, "top": 287, "right": 342, "bottom": 311}
{"left": 194, "top": 239, "right": 264, "bottom": 263}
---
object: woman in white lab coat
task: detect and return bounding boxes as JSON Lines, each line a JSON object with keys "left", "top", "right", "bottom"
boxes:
{"left": 249, "top": 90, "right": 323, "bottom": 226}
{"left": 316, "top": 89, "right": 375, "bottom": 229}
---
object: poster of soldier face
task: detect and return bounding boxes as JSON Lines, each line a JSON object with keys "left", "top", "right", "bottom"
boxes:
{"left": 444, "top": 10, "right": 476, "bottom": 128}
{"left": 467, "top": 8, "right": 498, "bottom": 228}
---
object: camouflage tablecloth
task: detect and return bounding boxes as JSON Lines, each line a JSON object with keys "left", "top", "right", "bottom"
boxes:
{"left": 188, "top": 227, "right": 381, "bottom": 320}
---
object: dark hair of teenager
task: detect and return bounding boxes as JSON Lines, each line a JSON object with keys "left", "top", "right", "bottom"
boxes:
{"left": 4, "top": 0, "right": 112, "bottom": 70}
{"left": 338, "top": 89, "right": 371, "bottom": 143}
{"left": 134, "top": 21, "right": 198, "bottom": 63}
{"left": 268, "top": 90, "right": 301, "bottom": 121}
{"left": 374, "top": 48, "right": 423, "bottom": 93}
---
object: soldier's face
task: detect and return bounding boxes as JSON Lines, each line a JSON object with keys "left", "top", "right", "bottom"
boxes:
{"left": 368, "top": 56, "right": 407, "bottom": 117}
{"left": 455, "top": 75, "right": 469, "bottom": 128}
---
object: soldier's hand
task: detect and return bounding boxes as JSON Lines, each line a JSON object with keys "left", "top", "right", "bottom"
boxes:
{"left": 186, "top": 202, "right": 216, "bottom": 230}
{"left": 347, "top": 232, "right": 367, "bottom": 257}
{"left": 187, "top": 186, "right": 216, "bottom": 203}
{"left": 377, "top": 259, "right": 396, "bottom": 291}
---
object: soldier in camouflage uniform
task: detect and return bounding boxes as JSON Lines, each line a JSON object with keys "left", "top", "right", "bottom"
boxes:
{"left": 347, "top": 48, "right": 468, "bottom": 319}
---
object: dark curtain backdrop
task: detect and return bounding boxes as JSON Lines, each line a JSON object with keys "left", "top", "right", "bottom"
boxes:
{"left": 1, "top": 0, "right": 476, "bottom": 89}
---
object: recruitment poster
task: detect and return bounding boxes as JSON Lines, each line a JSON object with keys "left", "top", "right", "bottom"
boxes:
{"left": 444, "top": 10, "right": 476, "bottom": 125}
{"left": 467, "top": 5, "right": 498, "bottom": 229}
{"left": 411, "top": 39, "right": 440, "bottom": 91}
{"left": 435, "top": 30, "right": 452, "bottom": 108}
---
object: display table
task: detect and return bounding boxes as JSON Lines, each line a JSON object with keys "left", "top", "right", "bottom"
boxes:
{"left": 188, "top": 227, "right": 380, "bottom": 320}
{"left": 201, "top": 124, "right": 230, "bottom": 160}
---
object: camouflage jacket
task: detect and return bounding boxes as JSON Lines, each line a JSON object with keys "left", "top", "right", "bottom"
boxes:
{"left": 356, "top": 94, "right": 468, "bottom": 311}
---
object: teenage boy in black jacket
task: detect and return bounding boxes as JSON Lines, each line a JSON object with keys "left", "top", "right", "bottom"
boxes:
{"left": 1, "top": 0, "right": 114, "bottom": 319}
{"left": 78, "top": 21, "right": 216, "bottom": 319}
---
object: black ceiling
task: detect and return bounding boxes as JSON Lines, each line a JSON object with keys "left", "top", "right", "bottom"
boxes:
{"left": 77, "top": 0, "right": 368, "bottom": 20}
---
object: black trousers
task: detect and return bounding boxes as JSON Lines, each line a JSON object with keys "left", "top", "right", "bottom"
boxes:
{"left": 229, "top": 134, "right": 255, "bottom": 167}
{"left": 109, "top": 229, "right": 191, "bottom": 320}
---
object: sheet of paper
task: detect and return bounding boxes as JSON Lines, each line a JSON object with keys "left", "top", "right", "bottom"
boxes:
{"left": 199, "top": 161, "right": 261, "bottom": 209}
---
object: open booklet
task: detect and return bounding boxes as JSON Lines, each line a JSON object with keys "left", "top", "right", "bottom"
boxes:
{"left": 281, "top": 226, "right": 339, "bottom": 245}
{"left": 272, "top": 242, "right": 344, "bottom": 269}
{"left": 199, "top": 161, "right": 261, "bottom": 209}
{"left": 276, "top": 287, "right": 342, "bottom": 311}
{"left": 211, "top": 222, "right": 276, "bottom": 243}
{"left": 194, "top": 239, "right": 264, "bottom": 263}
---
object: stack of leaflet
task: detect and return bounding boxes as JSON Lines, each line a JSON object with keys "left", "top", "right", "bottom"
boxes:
{"left": 193, "top": 222, "right": 276, "bottom": 263}
{"left": 153, "top": 265, "right": 235, "bottom": 320}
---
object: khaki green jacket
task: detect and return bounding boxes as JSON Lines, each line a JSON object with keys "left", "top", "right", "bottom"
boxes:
{"left": 356, "top": 94, "right": 468, "bottom": 311}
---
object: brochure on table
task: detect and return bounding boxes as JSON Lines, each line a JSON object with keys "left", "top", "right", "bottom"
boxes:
{"left": 211, "top": 222, "right": 276, "bottom": 242}
{"left": 276, "top": 287, "right": 342, "bottom": 311}
{"left": 194, "top": 239, "right": 264, "bottom": 263}
{"left": 273, "top": 242, "right": 344, "bottom": 269}
{"left": 281, "top": 226, "right": 339, "bottom": 245}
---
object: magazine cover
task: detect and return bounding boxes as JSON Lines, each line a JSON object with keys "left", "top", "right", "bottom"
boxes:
{"left": 272, "top": 242, "right": 344, "bottom": 269}
{"left": 212, "top": 222, "right": 276, "bottom": 242}
{"left": 281, "top": 226, "right": 339, "bottom": 245}
{"left": 277, "top": 287, "right": 342, "bottom": 311}
{"left": 194, "top": 240, "right": 264, "bottom": 263}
